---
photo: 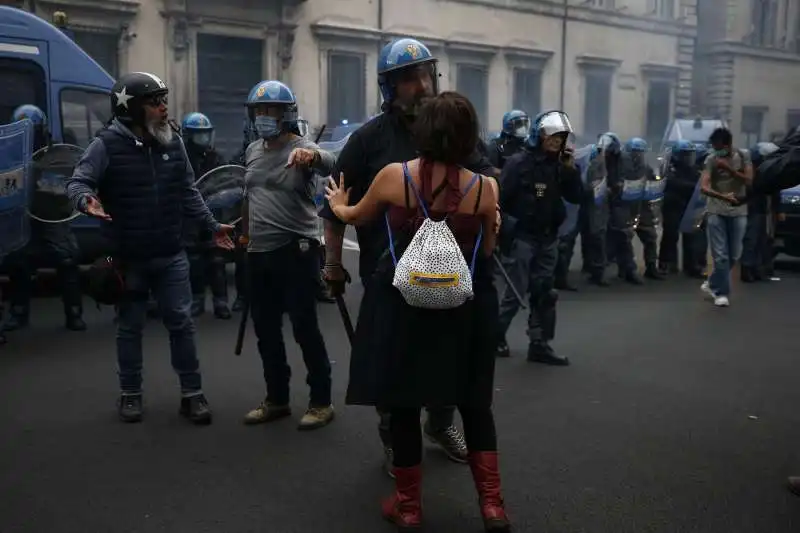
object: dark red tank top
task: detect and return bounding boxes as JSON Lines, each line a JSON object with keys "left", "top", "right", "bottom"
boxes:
{"left": 385, "top": 159, "right": 484, "bottom": 253}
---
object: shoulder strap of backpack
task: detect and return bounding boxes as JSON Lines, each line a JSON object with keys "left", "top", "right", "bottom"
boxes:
{"left": 402, "top": 161, "right": 430, "bottom": 218}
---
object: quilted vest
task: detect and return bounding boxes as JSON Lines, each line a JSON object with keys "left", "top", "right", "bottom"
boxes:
{"left": 96, "top": 128, "right": 186, "bottom": 260}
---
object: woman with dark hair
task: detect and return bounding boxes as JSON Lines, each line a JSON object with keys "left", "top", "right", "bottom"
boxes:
{"left": 326, "top": 91, "right": 509, "bottom": 532}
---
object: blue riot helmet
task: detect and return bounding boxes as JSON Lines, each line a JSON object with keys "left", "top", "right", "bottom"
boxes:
{"left": 12, "top": 104, "right": 46, "bottom": 126}
{"left": 525, "top": 110, "right": 574, "bottom": 151}
{"left": 245, "top": 80, "right": 299, "bottom": 140}
{"left": 596, "top": 132, "right": 622, "bottom": 156}
{"left": 625, "top": 137, "right": 648, "bottom": 166}
{"left": 181, "top": 112, "right": 214, "bottom": 148}
{"left": 670, "top": 139, "right": 695, "bottom": 168}
{"left": 12, "top": 104, "right": 48, "bottom": 150}
{"left": 749, "top": 142, "right": 779, "bottom": 167}
{"left": 377, "top": 38, "right": 438, "bottom": 109}
{"left": 501, "top": 110, "right": 530, "bottom": 140}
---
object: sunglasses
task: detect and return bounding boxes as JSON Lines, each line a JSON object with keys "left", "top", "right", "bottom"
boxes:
{"left": 143, "top": 94, "right": 168, "bottom": 107}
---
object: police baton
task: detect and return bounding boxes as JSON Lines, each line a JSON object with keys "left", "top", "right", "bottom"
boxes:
{"left": 493, "top": 253, "right": 526, "bottom": 309}
{"left": 234, "top": 235, "right": 249, "bottom": 356}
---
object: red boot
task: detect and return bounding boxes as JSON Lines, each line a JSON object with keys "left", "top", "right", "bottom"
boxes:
{"left": 469, "top": 452, "right": 511, "bottom": 532}
{"left": 381, "top": 465, "right": 422, "bottom": 530}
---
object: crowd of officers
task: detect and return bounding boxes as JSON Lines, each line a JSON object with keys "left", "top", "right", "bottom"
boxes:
{"left": 0, "top": 32, "right": 796, "bottom": 532}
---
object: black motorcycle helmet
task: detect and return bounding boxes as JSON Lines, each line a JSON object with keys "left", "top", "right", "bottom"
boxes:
{"left": 111, "top": 72, "right": 169, "bottom": 126}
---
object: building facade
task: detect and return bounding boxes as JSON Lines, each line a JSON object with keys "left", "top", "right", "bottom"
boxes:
{"left": 15, "top": 0, "right": 696, "bottom": 158}
{"left": 694, "top": 0, "right": 800, "bottom": 146}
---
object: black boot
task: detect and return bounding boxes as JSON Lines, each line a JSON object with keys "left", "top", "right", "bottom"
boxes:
{"left": 644, "top": 263, "right": 665, "bottom": 280}
{"left": 191, "top": 295, "right": 205, "bottom": 317}
{"left": 527, "top": 290, "right": 568, "bottom": 366}
{"left": 3, "top": 305, "right": 29, "bottom": 331}
{"left": 741, "top": 266, "right": 756, "bottom": 283}
{"left": 232, "top": 295, "right": 245, "bottom": 312}
{"left": 588, "top": 273, "right": 610, "bottom": 287}
{"left": 59, "top": 264, "right": 86, "bottom": 330}
{"left": 495, "top": 338, "right": 510, "bottom": 358}
{"left": 65, "top": 306, "right": 87, "bottom": 331}
{"left": 555, "top": 276, "right": 578, "bottom": 291}
{"left": 180, "top": 394, "right": 212, "bottom": 425}
{"left": 118, "top": 394, "right": 143, "bottom": 423}
{"left": 623, "top": 270, "right": 644, "bottom": 285}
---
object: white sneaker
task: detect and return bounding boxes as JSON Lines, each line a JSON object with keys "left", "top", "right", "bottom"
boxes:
{"left": 714, "top": 295, "right": 730, "bottom": 307}
{"left": 700, "top": 281, "right": 715, "bottom": 299}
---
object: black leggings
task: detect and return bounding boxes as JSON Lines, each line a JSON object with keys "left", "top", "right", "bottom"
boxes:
{"left": 390, "top": 405, "right": 497, "bottom": 467}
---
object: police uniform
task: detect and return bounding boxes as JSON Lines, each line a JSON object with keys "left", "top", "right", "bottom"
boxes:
{"left": 495, "top": 111, "right": 583, "bottom": 364}
{"left": 4, "top": 104, "right": 85, "bottom": 332}
{"left": 625, "top": 137, "right": 664, "bottom": 280}
{"left": 319, "top": 38, "right": 498, "bottom": 474}
{"left": 181, "top": 112, "right": 230, "bottom": 319}
{"left": 604, "top": 132, "right": 644, "bottom": 284}
{"left": 562, "top": 143, "right": 612, "bottom": 287}
{"left": 658, "top": 141, "right": 707, "bottom": 276}
{"left": 485, "top": 110, "right": 528, "bottom": 170}
{"left": 741, "top": 142, "right": 779, "bottom": 281}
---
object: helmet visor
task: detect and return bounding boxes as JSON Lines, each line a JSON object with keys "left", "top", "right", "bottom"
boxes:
{"left": 538, "top": 111, "right": 573, "bottom": 138}
{"left": 509, "top": 116, "right": 531, "bottom": 139}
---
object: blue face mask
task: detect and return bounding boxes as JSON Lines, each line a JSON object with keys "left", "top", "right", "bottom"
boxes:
{"left": 254, "top": 116, "right": 281, "bottom": 140}
{"left": 714, "top": 148, "right": 729, "bottom": 157}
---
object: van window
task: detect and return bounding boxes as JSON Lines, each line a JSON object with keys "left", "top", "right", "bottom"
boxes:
{"left": 0, "top": 58, "right": 47, "bottom": 125}
{"left": 60, "top": 89, "right": 111, "bottom": 147}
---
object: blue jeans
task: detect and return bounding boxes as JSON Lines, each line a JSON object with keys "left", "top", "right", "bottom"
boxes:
{"left": 706, "top": 214, "right": 747, "bottom": 296}
{"left": 116, "top": 251, "right": 202, "bottom": 394}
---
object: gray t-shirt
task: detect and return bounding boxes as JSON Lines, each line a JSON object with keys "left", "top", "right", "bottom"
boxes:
{"left": 704, "top": 148, "right": 750, "bottom": 217}
{"left": 244, "top": 136, "right": 336, "bottom": 252}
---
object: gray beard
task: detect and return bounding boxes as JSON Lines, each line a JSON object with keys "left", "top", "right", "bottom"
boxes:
{"left": 147, "top": 122, "right": 173, "bottom": 145}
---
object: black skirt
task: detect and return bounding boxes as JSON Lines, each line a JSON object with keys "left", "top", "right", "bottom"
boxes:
{"left": 345, "top": 251, "right": 499, "bottom": 410}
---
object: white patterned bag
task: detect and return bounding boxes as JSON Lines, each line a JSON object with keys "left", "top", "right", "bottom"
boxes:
{"left": 385, "top": 164, "right": 483, "bottom": 310}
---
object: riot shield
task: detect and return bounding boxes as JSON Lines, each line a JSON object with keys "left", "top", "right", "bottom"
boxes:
{"left": 0, "top": 119, "right": 34, "bottom": 258}
{"left": 28, "top": 143, "right": 84, "bottom": 224}
{"left": 679, "top": 181, "right": 707, "bottom": 233}
{"left": 195, "top": 164, "right": 246, "bottom": 225}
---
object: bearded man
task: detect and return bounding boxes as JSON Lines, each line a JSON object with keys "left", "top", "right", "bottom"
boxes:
{"left": 66, "top": 72, "right": 234, "bottom": 425}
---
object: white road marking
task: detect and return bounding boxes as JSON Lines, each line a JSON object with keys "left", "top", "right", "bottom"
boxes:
{"left": 319, "top": 236, "right": 360, "bottom": 252}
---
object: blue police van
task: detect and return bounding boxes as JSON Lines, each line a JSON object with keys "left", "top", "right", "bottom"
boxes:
{"left": 0, "top": 6, "right": 113, "bottom": 264}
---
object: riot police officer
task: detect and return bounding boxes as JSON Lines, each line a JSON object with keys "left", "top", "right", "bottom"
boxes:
{"left": 181, "top": 112, "right": 230, "bottom": 319}
{"left": 658, "top": 140, "right": 707, "bottom": 277}
{"left": 604, "top": 132, "right": 644, "bottom": 284}
{"left": 4, "top": 105, "right": 86, "bottom": 332}
{"left": 496, "top": 111, "right": 583, "bottom": 364}
{"left": 486, "top": 110, "right": 529, "bottom": 170}
{"left": 741, "top": 142, "right": 779, "bottom": 281}
{"left": 626, "top": 137, "right": 665, "bottom": 280}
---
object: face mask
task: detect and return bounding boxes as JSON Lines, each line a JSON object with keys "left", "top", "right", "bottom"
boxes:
{"left": 715, "top": 148, "right": 729, "bottom": 157}
{"left": 192, "top": 132, "right": 212, "bottom": 148}
{"left": 254, "top": 116, "right": 281, "bottom": 140}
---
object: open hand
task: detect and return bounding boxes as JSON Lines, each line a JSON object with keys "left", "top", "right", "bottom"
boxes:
{"left": 325, "top": 173, "right": 351, "bottom": 214}
{"left": 85, "top": 196, "right": 111, "bottom": 221}
{"left": 213, "top": 224, "right": 236, "bottom": 250}
{"left": 286, "top": 148, "right": 318, "bottom": 168}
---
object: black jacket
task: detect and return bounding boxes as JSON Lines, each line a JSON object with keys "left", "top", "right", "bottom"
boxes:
{"left": 752, "top": 127, "right": 800, "bottom": 196}
{"left": 499, "top": 147, "right": 582, "bottom": 243}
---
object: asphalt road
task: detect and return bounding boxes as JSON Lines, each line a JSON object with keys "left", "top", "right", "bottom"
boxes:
{"left": 2, "top": 246, "right": 800, "bottom": 533}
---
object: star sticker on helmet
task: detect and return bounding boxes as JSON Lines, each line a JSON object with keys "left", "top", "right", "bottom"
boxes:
{"left": 115, "top": 87, "right": 132, "bottom": 109}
